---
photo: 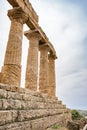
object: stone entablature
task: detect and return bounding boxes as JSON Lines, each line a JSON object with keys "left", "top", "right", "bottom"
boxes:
{"left": 7, "top": 0, "right": 38, "bottom": 23}
{"left": 7, "top": 0, "right": 57, "bottom": 58}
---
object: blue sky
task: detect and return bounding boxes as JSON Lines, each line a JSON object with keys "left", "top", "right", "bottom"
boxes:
{"left": 0, "top": 0, "right": 87, "bottom": 110}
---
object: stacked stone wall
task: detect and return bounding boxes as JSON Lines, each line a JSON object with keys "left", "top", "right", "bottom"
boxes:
{"left": 0, "top": 83, "right": 71, "bottom": 130}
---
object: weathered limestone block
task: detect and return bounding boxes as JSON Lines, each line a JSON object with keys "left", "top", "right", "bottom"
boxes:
{"left": 31, "top": 114, "right": 65, "bottom": 129}
{"left": 0, "top": 110, "right": 18, "bottom": 125}
{"left": 2, "top": 99, "right": 21, "bottom": 110}
{"left": 42, "top": 96, "right": 58, "bottom": 103}
{"left": 0, "top": 89, "right": 7, "bottom": 98}
{"left": 0, "top": 114, "right": 70, "bottom": 130}
{"left": 0, "top": 121, "right": 31, "bottom": 130}
{"left": 7, "top": 89, "right": 58, "bottom": 103}
{"left": 48, "top": 54, "right": 56, "bottom": 96}
{"left": 0, "top": 99, "right": 64, "bottom": 110}
{"left": 1, "top": 7, "right": 28, "bottom": 86}
{"left": 39, "top": 46, "right": 49, "bottom": 94}
{"left": 11, "top": 110, "right": 18, "bottom": 122}
{"left": 0, "top": 110, "right": 22, "bottom": 127}
{"left": 0, "top": 83, "right": 11, "bottom": 91}
{"left": 17, "top": 109, "right": 68, "bottom": 122}
{"left": 21, "top": 100, "right": 65, "bottom": 110}
{"left": 0, "top": 97, "right": 66, "bottom": 110}
{"left": 21, "top": 100, "right": 43, "bottom": 110}
{"left": 22, "top": 93, "right": 42, "bottom": 102}
{"left": 0, "top": 84, "right": 59, "bottom": 103}
{"left": 24, "top": 30, "right": 42, "bottom": 91}
{"left": 7, "top": 91, "right": 22, "bottom": 100}
{"left": 0, "top": 111, "right": 12, "bottom": 125}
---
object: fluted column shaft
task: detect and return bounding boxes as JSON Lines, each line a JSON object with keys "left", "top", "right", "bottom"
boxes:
{"left": 24, "top": 30, "right": 41, "bottom": 90}
{"left": 1, "top": 7, "right": 28, "bottom": 86}
{"left": 48, "top": 54, "right": 56, "bottom": 96}
{"left": 39, "top": 46, "right": 49, "bottom": 94}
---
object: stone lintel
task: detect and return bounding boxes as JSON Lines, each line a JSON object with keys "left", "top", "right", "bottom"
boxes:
{"left": 7, "top": 0, "right": 57, "bottom": 59}
{"left": 7, "top": 0, "right": 38, "bottom": 22}
{"left": 8, "top": 7, "right": 28, "bottom": 24}
{"left": 24, "top": 29, "right": 42, "bottom": 41}
{"left": 7, "top": 0, "right": 18, "bottom": 7}
{"left": 37, "top": 27, "right": 57, "bottom": 59}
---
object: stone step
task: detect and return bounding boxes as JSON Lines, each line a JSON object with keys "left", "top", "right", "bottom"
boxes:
{"left": 0, "top": 83, "right": 71, "bottom": 130}
{"left": 0, "top": 113, "right": 69, "bottom": 130}
{"left": 0, "top": 83, "right": 61, "bottom": 104}
{"left": 0, "top": 109, "right": 69, "bottom": 126}
{"left": 0, "top": 99, "right": 66, "bottom": 110}
{"left": 17, "top": 109, "right": 68, "bottom": 122}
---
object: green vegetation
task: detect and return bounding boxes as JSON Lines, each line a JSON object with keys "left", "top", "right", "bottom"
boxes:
{"left": 71, "top": 110, "right": 84, "bottom": 120}
{"left": 51, "top": 124, "right": 62, "bottom": 129}
{"left": 0, "top": 95, "right": 4, "bottom": 99}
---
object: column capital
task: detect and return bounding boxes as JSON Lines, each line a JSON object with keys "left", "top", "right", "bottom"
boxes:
{"left": 24, "top": 29, "right": 42, "bottom": 41}
{"left": 48, "top": 53, "right": 57, "bottom": 60}
{"left": 8, "top": 7, "right": 28, "bottom": 24}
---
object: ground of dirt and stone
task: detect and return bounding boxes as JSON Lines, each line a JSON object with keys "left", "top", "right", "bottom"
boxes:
{"left": 47, "top": 126, "right": 83, "bottom": 130}
{"left": 47, "top": 127, "right": 83, "bottom": 130}
{"left": 67, "top": 118, "right": 87, "bottom": 130}
{"left": 47, "top": 127, "right": 68, "bottom": 130}
{"left": 47, "top": 118, "right": 87, "bottom": 130}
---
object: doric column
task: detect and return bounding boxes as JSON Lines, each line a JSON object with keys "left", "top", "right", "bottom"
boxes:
{"left": 48, "top": 54, "right": 56, "bottom": 96}
{"left": 1, "top": 7, "right": 28, "bottom": 86}
{"left": 39, "top": 45, "right": 49, "bottom": 94}
{"left": 24, "top": 30, "right": 41, "bottom": 91}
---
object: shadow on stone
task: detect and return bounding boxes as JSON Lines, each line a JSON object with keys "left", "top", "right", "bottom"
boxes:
{"left": 67, "top": 121, "right": 79, "bottom": 130}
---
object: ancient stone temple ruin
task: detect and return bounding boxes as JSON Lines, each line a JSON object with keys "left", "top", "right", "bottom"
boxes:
{"left": 0, "top": 0, "right": 72, "bottom": 129}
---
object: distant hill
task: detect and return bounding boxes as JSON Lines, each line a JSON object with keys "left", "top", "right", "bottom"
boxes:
{"left": 77, "top": 110, "right": 87, "bottom": 117}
